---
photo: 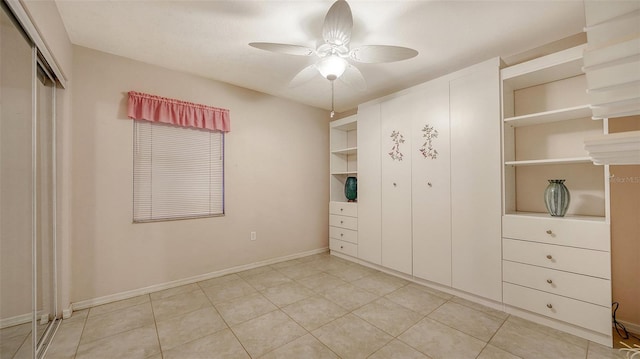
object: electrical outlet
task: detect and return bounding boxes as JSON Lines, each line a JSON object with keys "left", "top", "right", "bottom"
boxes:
{"left": 251, "top": 231, "right": 256, "bottom": 241}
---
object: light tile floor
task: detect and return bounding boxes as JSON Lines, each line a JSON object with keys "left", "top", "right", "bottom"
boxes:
{"left": 9, "top": 252, "right": 630, "bottom": 358}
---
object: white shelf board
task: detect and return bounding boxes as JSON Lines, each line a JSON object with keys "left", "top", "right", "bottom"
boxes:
{"left": 331, "top": 171, "right": 358, "bottom": 176}
{"left": 504, "top": 105, "right": 593, "bottom": 127}
{"left": 504, "top": 212, "right": 607, "bottom": 222}
{"left": 504, "top": 157, "right": 592, "bottom": 166}
{"left": 330, "top": 116, "right": 357, "bottom": 131}
{"left": 502, "top": 45, "right": 586, "bottom": 90}
{"left": 331, "top": 147, "right": 358, "bottom": 155}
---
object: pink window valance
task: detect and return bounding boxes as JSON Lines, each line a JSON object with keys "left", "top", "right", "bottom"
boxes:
{"left": 127, "top": 91, "right": 230, "bottom": 132}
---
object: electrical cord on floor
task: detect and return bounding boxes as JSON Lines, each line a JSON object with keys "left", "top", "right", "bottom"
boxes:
{"left": 613, "top": 302, "right": 640, "bottom": 341}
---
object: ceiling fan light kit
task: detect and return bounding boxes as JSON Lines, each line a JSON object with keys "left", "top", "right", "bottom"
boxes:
{"left": 317, "top": 55, "right": 348, "bottom": 81}
{"left": 249, "top": 0, "right": 418, "bottom": 116}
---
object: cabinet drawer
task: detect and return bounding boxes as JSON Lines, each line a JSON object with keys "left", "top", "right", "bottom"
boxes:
{"left": 503, "top": 261, "right": 611, "bottom": 306}
{"left": 329, "top": 226, "right": 357, "bottom": 244}
{"left": 503, "top": 239, "right": 610, "bottom": 279}
{"left": 329, "top": 215, "right": 358, "bottom": 230}
{"left": 502, "top": 215, "right": 609, "bottom": 251}
{"left": 330, "top": 238, "right": 358, "bottom": 257}
{"left": 503, "top": 283, "right": 611, "bottom": 335}
{"left": 329, "top": 202, "right": 358, "bottom": 217}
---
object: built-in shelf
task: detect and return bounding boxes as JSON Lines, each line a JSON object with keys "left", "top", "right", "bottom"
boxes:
{"left": 331, "top": 171, "right": 358, "bottom": 176}
{"left": 501, "top": 45, "right": 586, "bottom": 89}
{"left": 504, "top": 105, "right": 593, "bottom": 127}
{"left": 505, "top": 157, "right": 592, "bottom": 166}
{"left": 504, "top": 212, "right": 607, "bottom": 222}
{"left": 331, "top": 147, "right": 358, "bottom": 156}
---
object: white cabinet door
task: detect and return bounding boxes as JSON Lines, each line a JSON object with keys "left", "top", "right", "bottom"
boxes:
{"left": 450, "top": 60, "right": 502, "bottom": 301}
{"left": 380, "top": 93, "right": 414, "bottom": 275}
{"left": 357, "top": 103, "right": 382, "bottom": 265}
{"left": 411, "top": 79, "right": 451, "bottom": 285}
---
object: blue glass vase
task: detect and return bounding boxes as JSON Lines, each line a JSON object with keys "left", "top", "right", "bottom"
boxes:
{"left": 544, "top": 179, "right": 570, "bottom": 217}
{"left": 345, "top": 176, "right": 357, "bottom": 202}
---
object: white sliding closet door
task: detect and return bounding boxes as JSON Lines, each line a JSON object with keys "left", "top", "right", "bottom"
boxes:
{"left": 411, "top": 79, "right": 451, "bottom": 285}
{"left": 450, "top": 60, "right": 502, "bottom": 301}
{"left": 380, "top": 93, "right": 414, "bottom": 275}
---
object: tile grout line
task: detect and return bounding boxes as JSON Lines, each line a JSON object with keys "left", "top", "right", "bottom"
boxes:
{"left": 147, "top": 293, "right": 165, "bottom": 358}
{"left": 198, "top": 279, "right": 253, "bottom": 358}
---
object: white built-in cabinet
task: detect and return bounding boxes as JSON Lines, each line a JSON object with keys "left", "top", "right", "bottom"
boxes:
{"left": 411, "top": 79, "right": 451, "bottom": 286}
{"left": 354, "top": 58, "right": 502, "bottom": 301}
{"left": 330, "top": 47, "right": 614, "bottom": 347}
{"left": 380, "top": 90, "right": 415, "bottom": 275}
{"left": 450, "top": 63, "right": 503, "bottom": 302}
{"left": 500, "top": 45, "right": 612, "bottom": 346}
{"left": 329, "top": 116, "right": 359, "bottom": 257}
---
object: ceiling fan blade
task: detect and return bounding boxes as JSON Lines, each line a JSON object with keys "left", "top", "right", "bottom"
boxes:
{"left": 350, "top": 45, "right": 418, "bottom": 63}
{"left": 339, "top": 64, "right": 366, "bottom": 91}
{"left": 249, "top": 42, "right": 314, "bottom": 56}
{"left": 322, "top": 0, "right": 353, "bottom": 46}
{"left": 289, "top": 64, "right": 319, "bottom": 88}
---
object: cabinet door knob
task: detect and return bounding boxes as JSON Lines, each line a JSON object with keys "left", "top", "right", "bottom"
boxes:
{"left": 340, "top": 233, "right": 344, "bottom": 237}
{"left": 340, "top": 220, "right": 344, "bottom": 224}
{"left": 340, "top": 245, "right": 344, "bottom": 249}
{"left": 546, "top": 230, "right": 553, "bottom": 235}
{"left": 546, "top": 304, "right": 553, "bottom": 309}
{"left": 546, "top": 255, "right": 553, "bottom": 260}
{"left": 546, "top": 279, "right": 553, "bottom": 284}
{"left": 393, "top": 182, "right": 397, "bottom": 187}
{"left": 340, "top": 208, "right": 344, "bottom": 212}
{"left": 427, "top": 182, "right": 432, "bottom": 187}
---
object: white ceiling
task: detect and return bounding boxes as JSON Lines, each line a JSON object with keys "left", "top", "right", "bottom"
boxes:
{"left": 54, "top": 0, "right": 586, "bottom": 112}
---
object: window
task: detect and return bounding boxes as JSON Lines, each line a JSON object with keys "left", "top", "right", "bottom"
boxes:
{"left": 133, "top": 120, "right": 224, "bottom": 222}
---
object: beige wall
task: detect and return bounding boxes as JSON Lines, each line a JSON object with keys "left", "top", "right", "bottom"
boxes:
{"left": 609, "top": 116, "right": 640, "bottom": 330}
{"left": 70, "top": 46, "right": 329, "bottom": 303}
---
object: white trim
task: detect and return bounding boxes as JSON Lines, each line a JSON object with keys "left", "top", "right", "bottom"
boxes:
{"left": 71, "top": 247, "right": 328, "bottom": 311}
{"left": 4, "top": 0, "right": 67, "bottom": 87}
{"left": 618, "top": 319, "right": 640, "bottom": 337}
{"left": 61, "top": 304, "right": 73, "bottom": 319}
{"left": 0, "top": 312, "right": 32, "bottom": 329}
{"left": 505, "top": 304, "right": 612, "bottom": 347}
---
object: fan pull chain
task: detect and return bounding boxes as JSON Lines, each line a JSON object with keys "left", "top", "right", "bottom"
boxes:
{"left": 330, "top": 80, "right": 335, "bottom": 118}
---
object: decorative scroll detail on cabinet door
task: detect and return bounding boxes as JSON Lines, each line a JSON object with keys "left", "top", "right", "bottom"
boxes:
{"left": 419, "top": 124, "right": 439, "bottom": 159}
{"left": 389, "top": 130, "right": 405, "bottom": 161}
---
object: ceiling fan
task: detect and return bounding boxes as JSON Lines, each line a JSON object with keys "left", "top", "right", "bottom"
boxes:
{"left": 249, "top": 0, "right": 418, "bottom": 116}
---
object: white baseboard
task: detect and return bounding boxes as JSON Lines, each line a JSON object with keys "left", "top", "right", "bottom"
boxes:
{"left": 72, "top": 247, "right": 328, "bottom": 311}
{"left": 62, "top": 304, "right": 73, "bottom": 319}
{"left": 0, "top": 312, "right": 32, "bottom": 329}
{"left": 618, "top": 319, "right": 640, "bottom": 337}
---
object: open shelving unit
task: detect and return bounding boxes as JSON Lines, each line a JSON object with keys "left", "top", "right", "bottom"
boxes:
{"left": 330, "top": 115, "right": 358, "bottom": 202}
{"left": 501, "top": 44, "right": 609, "bottom": 221}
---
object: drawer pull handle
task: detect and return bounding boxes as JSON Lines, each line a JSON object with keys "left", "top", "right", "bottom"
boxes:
{"left": 546, "top": 230, "right": 553, "bottom": 235}
{"left": 546, "top": 304, "right": 553, "bottom": 309}
{"left": 546, "top": 279, "right": 553, "bottom": 284}
{"left": 340, "top": 208, "right": 344, "bottom": 212}
{"left": 393, "top": 182, "right": 397, "bottom": 187}
{"left": 340, "top": 233, "right": 344, "bottom": 237}
{"left": 340, "top": 245, "right": 344, "bottom": 249}
{"left": 340, "top": 220, "right": 344, "bottom": 224}
{"left": 427, "top": 182, "right": 432, "bottom": 187}
{"left": 546, "top": 255, "right": 553, "bottom": 260}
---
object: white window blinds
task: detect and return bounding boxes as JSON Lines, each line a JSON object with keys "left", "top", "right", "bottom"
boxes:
{"left": 133, "top": 120, "right": 224, "bottom": 222}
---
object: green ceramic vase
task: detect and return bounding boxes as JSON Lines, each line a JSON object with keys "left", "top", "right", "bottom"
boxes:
{"left": 345, "top": 177, "right": 357, "bottom": 202}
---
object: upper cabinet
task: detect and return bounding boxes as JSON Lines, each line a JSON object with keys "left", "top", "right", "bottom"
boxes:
{"left": 501, "top": 45, "right": 609, "bottom": 220}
